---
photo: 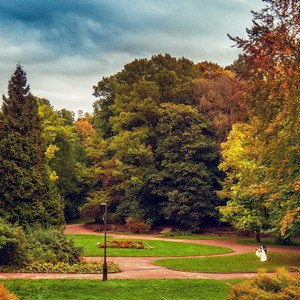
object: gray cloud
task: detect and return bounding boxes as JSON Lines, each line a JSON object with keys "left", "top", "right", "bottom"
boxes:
{"left": 0, "top": 0, "right": 264, "bottom": 113}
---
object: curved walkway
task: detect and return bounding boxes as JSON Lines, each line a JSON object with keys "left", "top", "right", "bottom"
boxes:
{"left": 1, "top": 224, "right": 299, "bottom": 280}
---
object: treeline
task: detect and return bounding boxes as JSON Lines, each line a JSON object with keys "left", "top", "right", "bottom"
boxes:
{"left": 0, "top": 56, "right": 244, "bottom": 230}
{"left": 0, "top": 0, "right": 299, "bottom": 243}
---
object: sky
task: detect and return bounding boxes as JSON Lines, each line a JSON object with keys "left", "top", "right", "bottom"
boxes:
{"left": 0, "top": 0, "right": 265, "bottom": 114}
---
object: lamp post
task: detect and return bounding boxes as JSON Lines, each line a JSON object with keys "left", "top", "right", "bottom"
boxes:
{"left": 99, "top": 202, "right": 108, "bottom": 281}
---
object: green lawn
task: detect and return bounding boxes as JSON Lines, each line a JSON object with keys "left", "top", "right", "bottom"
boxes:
{"left": 155, "top": 252, "right": 300, "bottom": 273}
{"left": 68, "top": 234, "right": 232, "bottom": 257}
{"left": 236, "top": 237, "right": 300, "bottom": 247}
{"left": 159, "top": 234, "right": 237, "bottom": 240}
{"left": 2, "top": 279, "right": 232, "bottom": 300}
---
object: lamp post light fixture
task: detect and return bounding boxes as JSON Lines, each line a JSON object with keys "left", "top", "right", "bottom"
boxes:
{"left": 99, "top": 202, "right": 108, "bottom": 281}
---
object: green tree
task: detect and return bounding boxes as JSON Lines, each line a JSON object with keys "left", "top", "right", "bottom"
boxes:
{"left": 151, "top": 103, "right": 220, "bottom": 230}
{"left": 0, "top": 65, "right": 64, "bottom": 226}
{"left": 38, "top": 100, "right": 89, "bottom": 221}
{"left": 88, "top": 54, "right": 223, "bottom": 228}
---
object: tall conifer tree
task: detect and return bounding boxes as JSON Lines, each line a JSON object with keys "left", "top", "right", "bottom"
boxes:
{"left": 0, "top": 64, "right": 64, "bottom": 226}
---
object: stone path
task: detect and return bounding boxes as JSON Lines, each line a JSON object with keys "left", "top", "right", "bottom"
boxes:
{"left": 1, "top": 224, "right": 299, "bottom": 280}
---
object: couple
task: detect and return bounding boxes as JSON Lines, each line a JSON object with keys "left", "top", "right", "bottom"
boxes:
{"left": 256, "top": 245, "right": 268, "bottom": 262}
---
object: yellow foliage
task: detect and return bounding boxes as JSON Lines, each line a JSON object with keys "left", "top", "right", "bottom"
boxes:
{"left": 49, "top": 170, "right": 59, "bottom": 181}
{"left": 45, "top": 144, "right": 60, "bottom": 160}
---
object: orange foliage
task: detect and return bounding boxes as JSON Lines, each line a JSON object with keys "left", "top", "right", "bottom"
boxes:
{"left": 0, "top": 283, "right": 19, "bottom": 300}
{"left": 75, "top": 119, "right": 95, "bottom": 144}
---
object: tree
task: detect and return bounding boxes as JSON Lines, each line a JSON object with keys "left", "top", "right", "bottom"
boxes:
{"left": 92, "top": 54, "right": 199, "bottom": 137}
{"left": 0, "top": 65, "right": 64, "bottom": 226}
{"left": 228, "top": 0, "right": 300, "bottom": 121}
{"left": 38, "top": 100, "right": 89, "bottom": 221}
{"left": 87, "top": 54, "right": 222, "bottom": 227}
{"left": 218, "top": 120, "right": 269, "bottom": 242}
{"left": 151, "top": 103, "right": 220, "bottom": 230}
{"left": 219, "top": 0, "right": 300, "bottom": 241}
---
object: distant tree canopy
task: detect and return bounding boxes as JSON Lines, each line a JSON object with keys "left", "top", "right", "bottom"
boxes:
{"left": 0, "top": 64, "right": 64, "bottom": 226}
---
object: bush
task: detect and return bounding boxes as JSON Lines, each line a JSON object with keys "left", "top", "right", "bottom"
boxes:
{"left": 126, "top": 218, "right": 151, "bottom": 233}
{"left": 25, "top": 225, "right": 83, "bottom": 264}
{"left": 0, "top": 283, "right": 19, "bottom": 300}
{"left": 0, "top": 218, "right": 29, "bottom": 266}
{"left": 0, "top": 219, "right": 83, "bottom": 267}
{"left": 227, "top": 268, "right": 300, "bottom": 299}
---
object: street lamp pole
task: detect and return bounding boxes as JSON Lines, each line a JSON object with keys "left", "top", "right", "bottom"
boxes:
{"left": 100, "top": 203, "right": 108, "bottom": 281}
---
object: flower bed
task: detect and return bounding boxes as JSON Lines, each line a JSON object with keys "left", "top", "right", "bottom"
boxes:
{"left": 97, "top": 240, "right": 153, "bottom": 249}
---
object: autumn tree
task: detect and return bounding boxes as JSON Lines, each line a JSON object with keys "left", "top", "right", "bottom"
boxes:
{"left": 219, "top": 0, "right": 300, "bottom": 242}
{"left": 0, "top": 65, "right": 64, "bottom": 226}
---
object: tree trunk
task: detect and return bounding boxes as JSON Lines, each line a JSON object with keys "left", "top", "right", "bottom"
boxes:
{"left": 255, "top": 230, "right": 261, "bottom": 243}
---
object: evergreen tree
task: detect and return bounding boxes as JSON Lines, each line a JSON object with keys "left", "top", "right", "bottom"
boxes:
{"left": 0, "top": 64, "right": 64, "bottom": 226}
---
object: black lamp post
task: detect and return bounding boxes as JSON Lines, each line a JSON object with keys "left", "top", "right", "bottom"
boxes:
{"left": 100, "top": 202, "right": 108, "bottom": 281}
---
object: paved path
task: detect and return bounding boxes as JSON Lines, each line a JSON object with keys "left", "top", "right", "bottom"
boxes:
{"left": 1, "top": 224, "right": 299, "bottom": 280}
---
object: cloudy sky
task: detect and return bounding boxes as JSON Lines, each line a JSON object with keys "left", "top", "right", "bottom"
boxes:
{"left": 0, "top": 0, "right": 265, "bottom": 114}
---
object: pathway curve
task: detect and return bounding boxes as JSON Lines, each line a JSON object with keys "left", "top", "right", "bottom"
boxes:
{"left": 1, "top": 224, "right": 299, "bottom": 280}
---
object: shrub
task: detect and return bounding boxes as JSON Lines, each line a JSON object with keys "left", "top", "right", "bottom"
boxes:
{"left": 0, "top": 283, "right": 19, "bottom": 300}
{"left": 227, "top": 268, "right": 300, "bottom": 300}
{"left": 0, "top": 220, "right": 83, "bottom": 267}
{"left": 25, "top": 225, "right": 83, "bottom": 264}
{"left": 126, "top": 218, "right": 151, "bottom": 233}
{"left": 0, "top": 218, "right": 29, "bottom": 266}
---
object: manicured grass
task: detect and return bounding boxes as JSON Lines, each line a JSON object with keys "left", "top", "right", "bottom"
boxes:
{"left": 160, "top": 234, "right": 237, "bottom": 240}
{"left": 236, "top": 237, "right": 300, "bottom": 247}
{"left": 67, "top": 234, "right": 232, "bottom": 257}
{"left": 155, "top": 252, "right": 300, "bottom": 273}
{"left": 2, "top": 279, "right": 232, "bottom": 300}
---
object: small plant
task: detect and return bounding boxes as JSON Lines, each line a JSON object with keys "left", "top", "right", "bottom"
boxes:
{"left": 226, "top": 268, "right": 300, "bottom": 299}
{"left": 126, "top": 218, "right": 151, "bottom": 233}
{"left": 0, "top": 283, "right": 19, "bottom": 300}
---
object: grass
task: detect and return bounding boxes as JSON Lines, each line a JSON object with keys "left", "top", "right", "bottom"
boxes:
{"left": 68, "top": 234, "right": 233, "bottom": 257}
{"left": 236, "top": 237, "right": 300, "bottom": 247}
{"left": 2, "top": 279, "right": 232, "bottom": 300}
{"left": 155, "top": 252, "right": 300, "bottom": 273}
{"left": 67, "top": 218, "right": 95, "bottom": 225}
{"left": 160, "top": 234, "right": 237, "bottom": 240}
